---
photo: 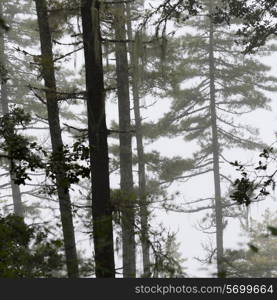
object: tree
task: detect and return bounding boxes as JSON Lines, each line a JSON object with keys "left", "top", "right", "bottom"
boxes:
{"left": 81, "top": 0, "right": 115, "bottom": 278}
{"left": 144, "top": 0, "right": 277, "bottom": 277}
{"left": 0, "top": 0, "right": 26, "bottom": 217}
{"left": 207, "top": 0, "right": 224, "bottom": 277}
{"left": 34, "top": 0, "right": 79, "bottom": 278}
{"left": 0, "top": 214, "right": 64, "bottom": 278}
{"left": 113, "top": 0, "right": 136, "bottom": 278}
{"left": 213, "top": 0, "right": 277, "bottom": 53}
{"left": 230, "top": 146, "right": 277, "bottom": 207}
{"left": 107, "top": 26, "right": 193, "bottom": 277}
{"left": 151, "top": 231, "right": 186, "bottom": 278}
{"left": 126, "top": 3, "right": 151, "bottom": 278}
{"left": 225, "top": 209, "right": 277, "bottom": 277}
{"left": 145, "top": 0, "right": 277, "bottom": 53}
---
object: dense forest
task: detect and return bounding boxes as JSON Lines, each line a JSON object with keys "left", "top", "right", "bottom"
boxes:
{"left": 1, "top": 0, "right": 277, "bottom": 278}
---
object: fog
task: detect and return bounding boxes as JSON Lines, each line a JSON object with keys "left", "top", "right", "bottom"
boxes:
{"left": 0, "top": 0, "right": 277, "bottom": 279}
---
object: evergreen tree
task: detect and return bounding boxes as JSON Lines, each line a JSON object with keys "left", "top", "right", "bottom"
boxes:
{"left": 34, "top": 0, "right": 79, "bottom": 278}
{"left": 225, "top": 209, "right": 277, "bottom": 277}
{"left": 126, "top": 2, "right": 151, "bottom": 277}
{"left": 213, "top": 0, "right": 277, "bottom": 53}
{"left": 0, "top": 0, "right": 38, "bottom": 218}
{"left": 152, "top": 233, "right": 186, "bottom": 278}
{"left": 0, "top": 1, "right": 23, "bottom": 217}
{"left": 113, "top": 0, "right": 136, "bottom": 278}
{"left": 147, "top": 0, "right": 277, "bottom": 276}
{"left": 81, "top": 0, "right": 115, "bottom": 278}
{"left": 0, "top": 214, "right": 64, "bottom": 278}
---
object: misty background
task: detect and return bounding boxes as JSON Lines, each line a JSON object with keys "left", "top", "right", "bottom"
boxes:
{"left": 1, "top": 0, "right": 277, "bottom": 278}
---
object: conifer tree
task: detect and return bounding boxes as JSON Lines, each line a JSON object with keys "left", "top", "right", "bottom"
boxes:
{"left": 148, "top": 0, "right": 277, "bottom": 277}
{"left": 126, "top": 2, "right": 151, "bottom": 277}
{"left": 81, "top": 0, "right": 115, "bottom": 278}
{"left": 34, "top": 0, "right": 79, "bottom": 278}
{"left": 0, "top": 0, "right": 30, "bottom": 217}
{"left": 113, "top": 0, "right": 136, "bottom": 278}
{"left": 225, "top": 209, "right": 277, "bottom": 277}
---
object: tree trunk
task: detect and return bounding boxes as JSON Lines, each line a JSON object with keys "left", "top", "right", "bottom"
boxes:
{"left": 113, "top": 1, "right": 136, "bottom": 278}
{"left": 208, "top": 2, "right": 225, "bottom": 277}
{"left": 0, "top": 3, "right": 24, "bottom": 218}
{"left": 126, "top": 4, "right": 151, "bottom": 277}
{"left": 81, "top": 0, "right": 115, "bottom": 278}
{"left": 34, "top": 0, "right": 79, "bottom": 278}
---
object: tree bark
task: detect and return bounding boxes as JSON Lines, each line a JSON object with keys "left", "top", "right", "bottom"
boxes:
{"left": 0, "top": 2, "right": 24, "bottom": 218}
{"left": 81, "top": 0, "right": 115, "bottom": 278}
{"left": 113, "top": 1, "right": 136, "bottom": 278}
{"left": 208, "top": 2, "right": 225, "bottom": 277}
{"left": 34, "top": 0, "right": 79, "bottom": 278}
{"left": 126, "top": 4, "right": 151, "bottom": 277}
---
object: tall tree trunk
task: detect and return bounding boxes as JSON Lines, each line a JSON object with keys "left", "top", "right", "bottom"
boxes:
{"left": 34, "top": 0, "right": 79, "bottom": 278}
{"left": 208, "top": 2, "right": 225, "bottom": 277}
{"left": 126, "top": 4, "right": 151, "bottom": 277}
{"left": 0, "top": 3, "right": 23, "bottom": 218}
{"left": 81, "top": 0, "right": 115, "bottom": 278}
{"left": 113, "top": 1, "right": 136, "bottom": 278}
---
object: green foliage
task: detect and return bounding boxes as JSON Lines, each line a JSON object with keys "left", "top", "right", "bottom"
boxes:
{"left": 0, "top": 214, "right": 63, "bottom": 278}
{"left": 248, "top": 244, "right": 259, "bottom": 253}
{"left": 110, "top": 189, "right": 138, "bottom": 212}
{"left": 0, "top": 108, "right": 90, "bottom": 191}
{"left": 144, "top": 0, "right": 277, "bottom": 198}
{"left": 0, "top": 16, "right": 9, "bottom": 31}
{"left": 230, "top": 174, "right": 255, "bottom": 206}
{"left": 213, "top": 0, "right": 277, "bottom": 53}
{"left": 225, "top": 210, "right": 277, "bottom": 277}
{"left": 45, "top": 139, "right": 90, "bottom": 194}
{"left": 267, "top": 226, "right": 277, "bottom": 236}
{"left": 230, "top": 146, "right": 277, "bottom": 206}
{"left": 0, "top": 107, "right": 45, "bottom": 184}
{"left": 147, "top": 153, "right": 194, "bottom": 183}
{"left": 154, "top": 16, "right": 276, "bottom": 151}
{"left": 151, "top": 231, "right": 186, "bottom": 278}
{"left": 1, "top": 0, "right": 43, "bottom": 114}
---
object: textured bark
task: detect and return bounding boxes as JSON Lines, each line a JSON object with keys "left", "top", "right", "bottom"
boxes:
{"left": 0, "top": 3, "right": 24, "bottom": 218}
{"left": 114, "top": 1, "right": 136, "bottom": 278}
{"left": 126, "top": 4, "right": 151, "bottom": 277}
{"left": 208, "top": 2, "right": 225, "bottom": 277}
{"left": 81, "top": 0, "right": 115, "bottom": 278}
{"left": 34, "top": 0, "right": 79, "bottom": 278}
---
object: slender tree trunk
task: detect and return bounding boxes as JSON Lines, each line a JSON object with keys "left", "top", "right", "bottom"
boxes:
{"left": 81, "top": 0, "right": 115, "bottom": 278}
{"left": 208, "top": 2, "right": 225, "bottom": 277}
{"left": 126, "top": 4, "right": 151, "bottom": 277}
{"left": 0, "top": 3, "right": 23, "bottom": 218}
{"left": 34, "top": 0, "right": 79, "bottom": 278}
{"left": 113, "top": 1, "right": 136, "bottom": 278}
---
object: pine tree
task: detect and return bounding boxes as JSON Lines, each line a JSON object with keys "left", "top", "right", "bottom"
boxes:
{"left": 0, "top": 0, "right": 27, "bottom": 217}
{"left": 113, "top": 0, "right": 137, "bottom": 278}
{"left": 81, "top": 0, "right": 115, "bottom": 278}
{"left": 152, "top": 233, "right": 186, "bottom": 278}
{"left": 225, "top": 209, "right": 277, "bottom": 277}
{"left": 149, "top": 0, "right": 277, "bottom": 277}
{"left": 126, "top": 3, "right": 151, "bottom": 278}
{"left": 0, "top": 0, "right": 56, "bottom": 218}
{"left": 34, "top": 0, "right": 79, "bottom": 278}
